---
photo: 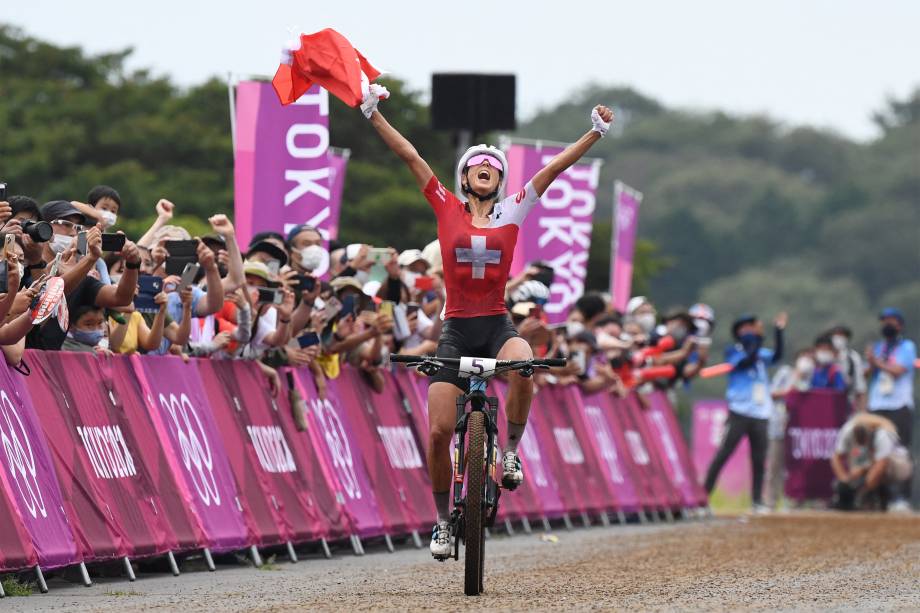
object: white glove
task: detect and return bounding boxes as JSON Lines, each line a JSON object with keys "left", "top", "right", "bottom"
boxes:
{"left": 590, "top": 107, "right": 611, "bottom": 136}
{"left": 361, "top": 83, "right": 390, "bottom": 119}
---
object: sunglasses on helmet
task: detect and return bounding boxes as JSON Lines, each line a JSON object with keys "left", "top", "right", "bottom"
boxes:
{"left": 465, "top": 154, "right": 504, "bottom": 173}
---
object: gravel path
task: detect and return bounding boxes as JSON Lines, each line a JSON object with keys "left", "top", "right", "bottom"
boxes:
{"left": 5, "top": 512, "right": 919, "bottom": 612}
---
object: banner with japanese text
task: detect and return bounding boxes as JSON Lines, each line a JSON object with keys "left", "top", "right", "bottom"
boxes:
{"left": 610, "top": 181, "right": 643, "bottom": 312}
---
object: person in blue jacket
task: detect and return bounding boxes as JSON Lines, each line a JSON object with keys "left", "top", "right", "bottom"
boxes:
{"left": 811, "top": 335, "right": 848, "bottom": 391}
{"left": 704, "top": 312, "right": 787, "bottom": 513}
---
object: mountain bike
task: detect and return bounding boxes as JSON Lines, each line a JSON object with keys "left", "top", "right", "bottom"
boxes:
{"left": 390, "top": 354, "right": 565, "bottom": 596}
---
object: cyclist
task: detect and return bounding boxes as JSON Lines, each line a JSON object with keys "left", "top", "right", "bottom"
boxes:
{"left": 361, "top": 85, "right": 613, "bottom": 558}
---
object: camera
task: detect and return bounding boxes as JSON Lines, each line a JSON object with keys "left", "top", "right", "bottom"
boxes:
{"left": 22, "top": 220, "right": 53, "bottom": 243}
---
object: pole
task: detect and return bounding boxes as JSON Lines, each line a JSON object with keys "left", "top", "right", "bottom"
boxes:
{"left": 227, "top": 73, "right": 237, "bottom": 152}
{"left": 454, "top": 130, "right": 472, "bottom": 198}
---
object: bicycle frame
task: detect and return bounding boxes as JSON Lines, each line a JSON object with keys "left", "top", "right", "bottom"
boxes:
{"left": 449, "top": 376, "right": 501, "bottom": 560}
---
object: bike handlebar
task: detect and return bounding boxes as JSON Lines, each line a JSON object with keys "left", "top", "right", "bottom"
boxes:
{"left": 390, "top": 355, "right": 567, "bottom": 368}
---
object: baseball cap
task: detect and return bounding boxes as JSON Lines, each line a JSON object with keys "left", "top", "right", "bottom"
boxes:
{"left": 40, "top": 200, "right": 87, "bottom": 225}
{"left": 285, "top": 224, "right": 320, "bottom": 245}
{"left": 201, "top": 234, "right": 226, "bottom": 249}
{"left": 329, "top": 276, "right": 364, "bottom": 294}
{"left": 243, "top": 261, "right": 279, "bottom": 286}
{"left": 731, "top": 314, "right": 758, "bottom": 339}
{"left": 626, "top": 296, "right": 650, "bottom": 315}
{"left": 247, "top": 240, "right": 288, "bottom": 267}
{"left": 879, "top": 307, "right": 905, "bottom": 324}
{"left": 397, "top": 249, "right": 428, "bottom": 268}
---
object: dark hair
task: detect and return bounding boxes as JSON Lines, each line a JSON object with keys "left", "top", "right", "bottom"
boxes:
{"left": 853, "top": 424, "right": 870, "bottom": 447}
{"left": 250, "top": 231, "right": 285, "bottom": 245}
{"left": 8, "top": 195, "right": 40, "bottom": 220}
{"left": 814, "top": 334, "right": 834, "bottom": 347}
{"left": 87, "top": 185, "right": 122, "bottom": 210}
{"left": 575, "top": 293, "right": 606, "bottom": 322}
{"left": 595, "top": 314, "right": 622, "bottom": 328}
{"left": 72, "top": 304, "right": 103, "bottom": 323}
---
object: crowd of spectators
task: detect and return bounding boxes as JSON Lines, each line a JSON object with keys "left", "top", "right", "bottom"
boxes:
{"left": 0, "top": 184, "right": 913, "bottom": 512}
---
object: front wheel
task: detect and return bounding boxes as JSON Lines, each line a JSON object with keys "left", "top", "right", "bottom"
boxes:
{"left": 464, "top": 411, "right": 486, "bottom": 596}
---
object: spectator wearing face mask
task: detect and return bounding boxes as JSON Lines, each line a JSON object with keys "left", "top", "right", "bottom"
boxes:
{"left": 864, "top": 308, "right": 915, "bottom": 509}
{"left": 826, "top": 325, "right": 867, "bottom": 412}
{"left": 764, "top": 348, "right": 814, "bottom": 510}
{"left": 61, "top": 305, "right": 111, "bottom": 354}
{"left": 287, "top": 224, "right": 330, "bottom": 278}
{"left": 704, "top": 311, "right": 787, "bottom": 513}
{"left": 811, "top": 336, "right": 847, "bottom": 391}
{"left": 626, "top": 296, "right": 658, "bottom": 343}
{"left": 682, "top": 303, "right": 715, "bottom": 381}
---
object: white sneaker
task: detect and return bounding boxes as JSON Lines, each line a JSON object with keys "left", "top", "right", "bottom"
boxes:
{"left": 751, "top": 503, "right": 771, "bottom": 515}
{"left": 429, "top": 520, "right": 453, "bottom": 560}
{"left": 888, "top": 499, "right": 913, "bottom": 513}
{"left": 501, "top": 451, "right": 523, "bottom": 490}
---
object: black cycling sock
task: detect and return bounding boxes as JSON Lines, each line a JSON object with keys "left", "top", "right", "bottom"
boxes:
{"left": 505, "top": 421, "right": 527, "bottom": 453}
{"left": 433, "top": 491, "right": 451, "bottom": 522}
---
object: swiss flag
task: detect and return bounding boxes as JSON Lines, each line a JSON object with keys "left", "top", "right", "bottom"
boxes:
{"left": 272, "top": 28, "right": 381, "bottom": 106}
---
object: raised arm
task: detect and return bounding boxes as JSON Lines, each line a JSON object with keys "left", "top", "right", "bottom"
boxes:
{"left": 530, "top": 105, "right": 613, "bottom": 197}
{"left": 362, "top": 87, "right": 434, "bottom": 190}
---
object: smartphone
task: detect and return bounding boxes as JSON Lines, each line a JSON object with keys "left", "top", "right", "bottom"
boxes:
{"left": 379, "top": 300, "right": 395, "bottom": 318}
{"left": 413, "top": 276, "right": 434, "bottom": 291}
{"left": 296, "top": 331, "right": 321, "bottom": 348}
{"left": 0, "top": 182, "right": 6, "bottom": 201}
{"left": 134, "top": 275, "right": 163, "bottom": 312}
{"left": 101, "top": 233, "right": 126, "bottom": 252}
{"left": 266, "top": 259, "right": 281, "bottom": 276}
{"left": 0, "top": 262, "right": 7, "bottom": 293}
{"left": 76, "top": 231, "right": 87, "bottom": 257}
{"left": 368, "top": 247, "right": 390, "bottom": 264}
{"left": 179, "top": 262, "right": 201, "bottom": 289}
{"left": 257, "top": 287, "right": 283, "bottom": 305}
{"left": 1, "top": 233, "right": 14, "bottom": 259}
{"left": 164, "top": 240, "right": 198, "bottom": 258}
{"left": 340, "top": 294, "right": 357, "bottom": 318}
{"left": 323, "top": 296, "right": 342, "bottom": 321}
{"left": 406, "top": 302, "right": 420, "bottom": 315}
{"left": 297, "top": 275, "right": 317, "bottom": 293}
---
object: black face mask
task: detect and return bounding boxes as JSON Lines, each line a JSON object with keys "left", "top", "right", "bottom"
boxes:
{"left": 881, "top": 324, "right": 899, "bottom": 339}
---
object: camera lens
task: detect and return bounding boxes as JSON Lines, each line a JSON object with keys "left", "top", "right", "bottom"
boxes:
{"left": 22, "top": 220, "right": 53, "bottom": 243}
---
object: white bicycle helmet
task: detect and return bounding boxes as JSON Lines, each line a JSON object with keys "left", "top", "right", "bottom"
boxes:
{"left": 455, "top": 144, "right": 509, "bottom": 201}
{"left": 510, "top": 280, "right": 551, "bottom": 306}
{"left": 689, "top": 303, "right": 715, "bottom": 323}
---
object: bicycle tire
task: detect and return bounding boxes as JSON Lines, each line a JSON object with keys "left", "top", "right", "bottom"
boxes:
{"left": 464, "top": 411, "right": 486, "bottom": 596}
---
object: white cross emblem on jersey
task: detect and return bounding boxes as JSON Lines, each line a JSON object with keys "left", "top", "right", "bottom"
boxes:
{"left": 455, "top": 236, "right": 501, "bottom": 279}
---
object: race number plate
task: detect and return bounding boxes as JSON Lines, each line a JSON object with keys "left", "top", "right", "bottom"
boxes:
{"left": 458, "top": 357, "right": 497, "bottom": 379}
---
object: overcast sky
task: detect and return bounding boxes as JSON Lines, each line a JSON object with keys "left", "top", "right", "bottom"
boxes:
{"left": 8, "top": 0, "right": 920, "bottom": 140}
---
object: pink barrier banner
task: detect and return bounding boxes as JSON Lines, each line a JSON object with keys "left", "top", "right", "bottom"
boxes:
{"left": 547, "top": 386, "right": 618, "bottom": 513}
{"left": 351, "top": 368, "right": 436, "bottom": 531}
{"left": 692, "top": 399, "right": 750, "bottom": 504}
{"left": 0, "top": 470, "right": 37, "bottom": 571}
{"left": 24, "top": 352, "right": 178, "bottom": 561}
{"left": 274, "top": 369, "right": 351, "bottom": 540}
{"left": 613, "top": 395, "right": 672, "bottom": 509}
{"left": 234, "top": 81, "right": 342, "bottom": 250}
{"left": 97, "top": 356, "right": 205, "bottom": 552}
{"left": 610, "top": 181, "right": 643, "bottom": 312}
{"left": 625, "top": 395, "right": 683, "bottom": 509}
{"left": 289, "top": 367, "right": 385, "bottom": 537}
{"left": 197, "top": 361, "right": 300, "bottom": 547}
{"left": 0, "top": 362, "right": 80, "bottom": 569}
{"left": 577, "top": 390, "right": 643, "bottom": 513}
{"left": 784, "top": 390, "right": 850, "bottom": 502}
{"left": 644, "top": 392, "right": 707, "bottom": 508}
{"left": 504, "top": 142, "right": 601, "bottom": 324}
{"left": 202, "top": 360, "right": 331, "bottom": 542}
{"left": 132, "top": 356, "right": 250, "bottom": 552}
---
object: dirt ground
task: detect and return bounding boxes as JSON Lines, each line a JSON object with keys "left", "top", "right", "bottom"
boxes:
{"left": 6, "top": 512, "right": 919, "bottom": 612}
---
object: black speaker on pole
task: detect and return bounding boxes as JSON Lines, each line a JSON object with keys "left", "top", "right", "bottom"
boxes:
{"left": 431, "top": 74, "right": 516, "bottom": 134}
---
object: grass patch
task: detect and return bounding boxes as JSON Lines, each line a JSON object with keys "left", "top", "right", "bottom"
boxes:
{"left": 2, "top": 575, "right": 34, "bottom": 596}
{"left": 104, "top": 590, "right": 143, "bottom": 596}
{"left": 257, "top": 554, "right": 281, "bottom": 571}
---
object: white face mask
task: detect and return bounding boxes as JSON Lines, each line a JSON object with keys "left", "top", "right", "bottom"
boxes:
{"left": 401, "top": 270, "right": 419, "bottom": 289}
{"left": 815, "top": 350, "right": 835, "bottom": 365}
{"left": 796, "top": 357, "right": 815, "bottom": 374}
{"left": 693, "top": 318, "right": 711, "bottom": 337}
{"left": 566, "top": 321, "right": 585, "bottom": 338}
{"left": 831, "top": 335, "right": 847, "bottom": 351}
{"left": 99, "top": 210, "right": 117, "bottom": 227}
{"left": 17, "top": 264, "right": 24, "bottom": 279}
{"left": 298, "top": 245, "right": 329, "bottom": 276}
{"left": 636, "top": 313, "right": 657, "bottom": 333}
{"left": 50, "top": 234, "right": 73, "bottom": 254}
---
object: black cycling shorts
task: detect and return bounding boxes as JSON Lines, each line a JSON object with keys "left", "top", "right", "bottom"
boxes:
{"left": 431, "top": 314, "right": 519, "bottom": 393}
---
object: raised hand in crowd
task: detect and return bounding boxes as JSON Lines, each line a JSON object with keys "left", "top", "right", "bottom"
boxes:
{"left": 137, "top": 198, "right": 176, "bottom": 249}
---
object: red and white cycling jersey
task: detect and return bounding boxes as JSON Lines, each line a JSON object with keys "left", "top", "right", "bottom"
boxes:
{"left": 423, "top": 175, "right": 538, "bottom": 319}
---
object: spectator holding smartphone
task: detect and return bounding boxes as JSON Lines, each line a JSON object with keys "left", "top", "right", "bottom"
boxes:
{"left": 240, "top": 261, "right": 294, "bottom": 359}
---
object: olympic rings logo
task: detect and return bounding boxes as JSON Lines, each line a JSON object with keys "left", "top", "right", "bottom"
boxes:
{"left": 0, "top": 390, "right": 47, "bottom": 519}
{"left": 311, "top": 397, "right": 361, "bottom": 500}
{"left": 158, "top": 392, "right": 221, "bottom": 507}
